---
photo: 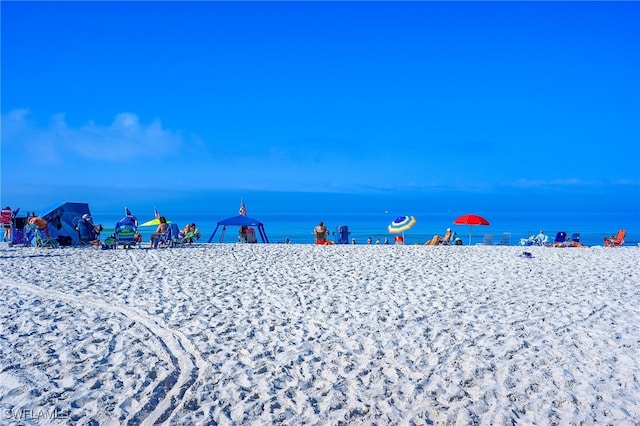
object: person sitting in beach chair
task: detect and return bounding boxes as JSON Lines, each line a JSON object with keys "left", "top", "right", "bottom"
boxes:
{"left": 187, "top": 223, "right": 200, "bottom": 243}
{"left": 115, "top": 213, "right": 140, "bottom": 249}
{"left": 150, "top": 216, "right": 170, "bottom": 248}
{"left": 569, "top": 233, "right": 585, "bottom": 247}
{"left": 245, "top": 227, "right": 257, "bottom": 243}
{"left": 534, "top": 230, "right": 548, "bottom": 246}
{"left": 604, "top": 229, "right": 626, "bottom": 247}
{"left": 178, "top": 223, "right": 200, "bottom": 244}
{"left": 552, "top": 231, "right": 568, "bottom": 247}
{"left": 75, "top": 214, "right": 103, "bottom": 247}
{"left": 425, "top": 235, "right": 440, "bottom": 245}
{"left": 425, "top": 228, "right": 452, "bottom": 246}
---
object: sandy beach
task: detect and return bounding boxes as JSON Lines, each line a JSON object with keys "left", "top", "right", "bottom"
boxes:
{"left": 0, "top": 243, "right": 638, "bottom": 425}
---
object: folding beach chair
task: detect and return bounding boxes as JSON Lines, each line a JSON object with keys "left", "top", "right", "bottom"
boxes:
{"left": 553, "top": 231, "right": 568, "bottom": 247}
{"left": 30, "top": 225, "right": 59, "bottom": 248}
{"left": 498, "top": 233, "right": 511, "bottom": 246}
{"left": 604, "top": 230, "right": 626, "bottom": 247}
{"left": 478, "top": 234, "right": 493, "bottom": 245}
{"left": 9, "top": 217, "right": 31, "bottom": 247}
{"left": 245, "top": 228, "right": 257, "bottom": 243}
{"left": 115, "top": 216, "right": 139, "bottom": 249}
{"left": 74, "top": 216, "right": 102, "bottom": 247}
{"left": 151, "top": 223, "right": 178, "bottom": 248}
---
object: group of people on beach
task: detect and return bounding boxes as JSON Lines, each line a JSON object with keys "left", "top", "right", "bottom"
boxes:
{"left": 139, "top": 216, "right": 200, "bottom": 249}
{"left": 2, "top": 206, "right": 56, "bottom": 242}
{"left": 311, "top": 222, "right": 621, "bottom": 247}
{"left": 313, "top": 222, "right": 463, "bottom": 246}
{"left": 1, "top": 205, "right": 202, "bottom": 249}
{"left": 520, "top": 230, "right": 585, "bottom": 247}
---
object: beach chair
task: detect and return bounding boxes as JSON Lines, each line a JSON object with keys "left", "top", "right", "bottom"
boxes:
{"left": 335, "top": 225, "right": 350, "bottom": 244}
{"left": 115, "top": 216, "right": 139, "bottom": 249}
{"left": 478, "top": 234, "right": 493, "bottom": 245}
{"left": 166, "top": 223, "right": 182, "bottom": 247}
{"left": 568, "top": 232, "right": 586, "bottom": 247}
{"left": 153, "top": 230, "right": 170, "bottom": 248}
{"left": 604, "top": 229, "right": 626, "bottom": 247}
{"left": 9, "top": 217, "right": 30, "bottom": 247}
{"left": 497, "top": 232, "right": 511, "bottom": 246}
{"left": 553, "top": 231, "right": 568, "bottom": 247}
{"left": 172, "top": 232, "right": 190, "bottom": 248}
{"left": 245, "top": 228, "right": 257, "bottom": 243}
{"left": 153, "top": 223, "right": 180, "bottom": 248}
{"left": 187, "top": 228, "right": 200, "bottom": 243}
{"left": 30, "top": 225, "right": 59, "bottom": 248}
{"left": 74, "top": 216, "right": 102, "bottom": 247}
{"left": 173, "top": 228, "right": 198, "bottom": 246}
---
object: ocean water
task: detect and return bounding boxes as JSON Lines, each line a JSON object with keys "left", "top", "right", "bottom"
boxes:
{"left": 90, "top": 209, "right": 639, "bottom": 248}
{"left": 13, "top": 189, "right": 637, "bottom": 248}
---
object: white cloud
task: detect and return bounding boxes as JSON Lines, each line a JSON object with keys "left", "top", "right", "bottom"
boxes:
{"left": 1, "top": 110, "right": 184, "bottom": 163}
{"left": 510, "top": 178, "right": 597, "bottom": 188}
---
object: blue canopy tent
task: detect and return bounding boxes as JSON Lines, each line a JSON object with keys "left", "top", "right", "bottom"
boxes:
{"left": 40, "top": 202, "right": 92, "bottom": 245}
{"left": 207, "top": 215, "right": 269, "bottom": 243}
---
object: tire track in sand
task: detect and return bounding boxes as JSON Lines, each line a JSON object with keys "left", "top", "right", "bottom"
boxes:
{"left": 2, "top": 251, "right": 207, "bottom": 426}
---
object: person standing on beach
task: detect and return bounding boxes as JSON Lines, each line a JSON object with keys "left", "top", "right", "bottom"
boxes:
{"left": 1, "top": 206, "right": 12, "bottom": 242}
{"left": 314, "top": 221, "right": 328, "bottom": 243}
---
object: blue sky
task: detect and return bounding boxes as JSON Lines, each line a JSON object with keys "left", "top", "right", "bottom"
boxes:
{"left": 1, "top": 1, "right": 639, "bottom": 216}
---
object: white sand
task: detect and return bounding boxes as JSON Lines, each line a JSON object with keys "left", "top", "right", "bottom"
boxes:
{"left": 1, "top": 244, "right": 639, "bottom": 425}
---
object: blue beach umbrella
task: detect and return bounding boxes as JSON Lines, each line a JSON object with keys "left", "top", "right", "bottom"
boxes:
{"left": 388, "top": 215, "right": 417, "bottom": 233}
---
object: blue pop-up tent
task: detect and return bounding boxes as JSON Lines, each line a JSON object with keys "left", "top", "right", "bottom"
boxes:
{"left": 207, "top": 215, "right": 269, "bottom": 243}
{"left": 40, "top": 202, "right": 92, "bottom": 245}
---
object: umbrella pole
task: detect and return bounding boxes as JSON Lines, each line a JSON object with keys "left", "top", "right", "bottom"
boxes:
{"left": 469, "top": 225, "right": 472, "bottom": 245}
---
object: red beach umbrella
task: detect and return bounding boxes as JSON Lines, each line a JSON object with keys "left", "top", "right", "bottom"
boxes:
{"left": 453, "top": 214, "right": 490, "bottom": 245}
